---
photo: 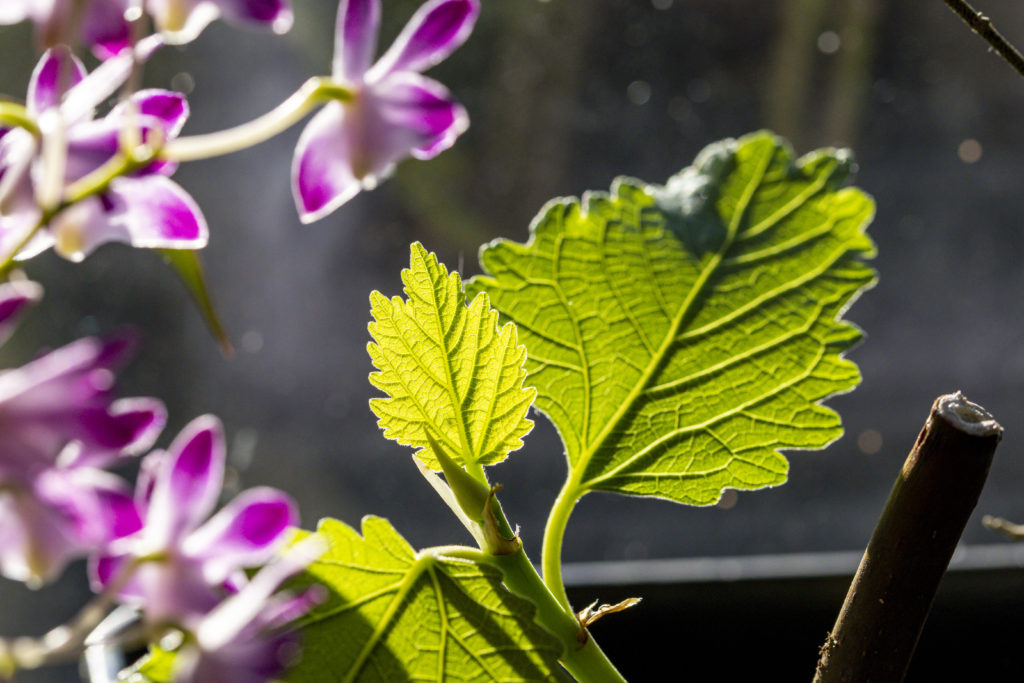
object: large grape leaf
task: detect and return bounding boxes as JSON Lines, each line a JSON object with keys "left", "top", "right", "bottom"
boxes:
{"left": 286, "top": 517, "right": 564, "bottom": 682}
{"left": 368, "top": 243, "right": 536, "bottom": 471}
{"left": 466, "top": 131, "right": 875, "bottom": 505}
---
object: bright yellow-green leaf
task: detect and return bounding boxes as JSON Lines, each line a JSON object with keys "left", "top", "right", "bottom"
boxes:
{"left": 285, "top": 517, "right": 564, "bottom": 682}
{"left": 466, "top": 131, "right": 876, "bottom": 505}
{"left": 367, "top": 242, "right": 536, "bottom": 471}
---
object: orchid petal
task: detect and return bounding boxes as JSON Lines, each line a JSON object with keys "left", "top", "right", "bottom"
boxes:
{"left": 48, "top": 195, "right": 113, "bottom": 262}
{"left": 196, "top": 535, "right": 325, "bottom": 650}
{"left": 70, "top": 396, "right": 167, "bottom": 465}
{"left": 332, "top": 0, "right": 380, "bottom": 83}
{"left": 111, "top": 89, "right": 191, "bottom": 140}
{"left": 291, "top": 102, "right": 360, "bottom": 224}
{"left": 59, "top": 38, "right": 162, "bottom": 124}
{"left": 0, "top": 129, "right": 37, "bottom": 214}
{"left": 146, "top": 415, "right": 225, "bottom": 545}
{"left": 0, "top": 333, "right": 156, "bottom": 472}
{"left": 81, "top": 0, "right": 133, "bottom": 59}
{"left": 216, "top": 0, "right": 293, "bottom": 33}
{"left": 65, "top": 108, "right": 184, "bottom": 182}
{"left": 108, "top": 175, "right": 208, "bottom": 249}
{"left": 0, "top": 2, "right": 32, "bottom": 24}
{"left": 368, "top": 0, "right": 479, "bottom": 79}
{"left": 0, "top": 489, "right": 78, "bottom": 584}
{"left": 0, "top": 280, "right": 42, "bottom": 346}
{"left": 185, "top": 488, "right": 298, "bottom": 584}
{"left": 99, "top": 550, "right": 221, "bottom": 620}
{"left": 28, "top": 47, "right": 86, "bottom": 117}
{"left": 0, "top": 466, "right": 137, "bottom": 584}
{"left": 36, "top": 467, "right": 141, "bottom": 546}
{"left": 371, "top": 71, "right": 467, "bottom": 160}
{"left": 49, "top": 176, "right": 207, "bottom": 262}
{"left": 149, "top": 0, "right": 220, "bottom": 44}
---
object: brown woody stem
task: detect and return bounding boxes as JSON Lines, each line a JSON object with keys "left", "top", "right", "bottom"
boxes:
{"left": 814, "top": 392, "right": 1002, "bottom": 683}
{"left": 943, "top": 0, "right": 1024, "bottom": 80}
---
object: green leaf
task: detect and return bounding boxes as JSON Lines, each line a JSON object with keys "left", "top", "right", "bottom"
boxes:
{"left": 286, "top": 517, "right": 564, "bottom": 682}
{"left": 160, "top": 249, "right": 234, "bottom": 357}
{"left": 367, "top": 242, "right": 536, "bottom": 471}
{"left": 466, "top": 131, "right": 876, "bottom": 505}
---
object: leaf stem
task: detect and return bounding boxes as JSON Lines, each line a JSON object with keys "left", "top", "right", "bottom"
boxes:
{"left": 491, "top": 546, "right": 628, "bottom": 683}
{"left": 541, "top": 479, "right": 584, "bottom": 611}
{"left": 162, "top": 76, "right": 354, "bottom": 162}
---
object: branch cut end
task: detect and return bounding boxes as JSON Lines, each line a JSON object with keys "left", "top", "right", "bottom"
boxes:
{"left": 934, "top": 391, "right": 1002, "bottom": 439}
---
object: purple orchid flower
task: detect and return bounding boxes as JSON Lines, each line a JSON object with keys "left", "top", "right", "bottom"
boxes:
{"left": 292, "top": 0, "right": 479, "bottom": 223}
{"left": 0, "top": 0, "right": 133, "bottom": 59}
{"left": 0, "top": 45, "right": 208, "bottom": 263}
{"left": 174, "top": 536, "right": 325, "bottom": 683}
{"left": 0, "top": 0, "right": 292, "bottom": 55}
{"left": 0, "top": 280, "right": 166, "bottom": 585}
{"left": 92, "top": 416, "right": 299, "bottom": 625}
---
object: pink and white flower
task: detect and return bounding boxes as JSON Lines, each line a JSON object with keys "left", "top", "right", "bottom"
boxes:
{"left": 92, "top": 416, "right": 298, "bottom": 624}
{"left": 0, "top": 0, "right": 293, "bottom": 55}
{"left": 292, "top": 0, "right": 479, "bottom": 223}
{"left": 174, "top": 536, "right": 325, "bottom": 683}
{"left": 0, "top": 0, "right": 133, "bottom": 59}
{"left": 146, "top": 0, "right": 293, "bottom": 45}
{"left": 0, "top": 280, "right": 166, "bottom": 584}
{"left": 0, "top": 44, "right": 208, "bottom": 263}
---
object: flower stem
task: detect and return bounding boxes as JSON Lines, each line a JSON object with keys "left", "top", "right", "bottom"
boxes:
{"left": 541, "top": 478, "right": 585, "bottom": 611}
{"left": 0, "top": 558, "right": 141, "bottom": 673}
{"left": 0, "top": 103, "right": 39, "bottom": 137}
{"left": 162, "top": 76, "right": 354, "bottom": 162}
{"left": 0, "top": 147, "right": 155, "bottom": 279}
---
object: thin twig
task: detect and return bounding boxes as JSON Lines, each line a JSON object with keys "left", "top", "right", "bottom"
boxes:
{"left": 982, "top": 514, "right": 1024, "bottom": 540}
{"left": 814, "top": 392, "right": 1002, "bottom": 683}
{"left": 943, "top": 0, "right": 1024, "bottom": 79}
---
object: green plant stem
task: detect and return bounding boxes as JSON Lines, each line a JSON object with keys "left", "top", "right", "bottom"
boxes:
{"left": 162, "top": 76, "right": 354, "bottom": 162}
{"left": 462, "top": 487, "right": 626, "bottom": 680}
{"left": 444, "top": 544, "right": 627, "bottom": 682}
{"left": 495, "top": 549, "right": 627, "bottom": 683}
{"left": 0, "top": 102, "right": 39, "bottom": 136}
{"left": 541, "top": 479, "right": 584, "bottom": 610}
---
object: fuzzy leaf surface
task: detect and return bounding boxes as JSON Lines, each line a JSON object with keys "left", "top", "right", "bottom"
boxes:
{"left": 467, "top": 131, "right": 876, "bottom": 505}
{"left": 368, "top": 242, "right": 535, "bottom": 470}
{"left": 286, "top": 517, "right": 563, "bottom": 682}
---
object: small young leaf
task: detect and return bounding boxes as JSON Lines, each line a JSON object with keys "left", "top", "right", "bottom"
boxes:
{"left": 367, "top": 242, "right": 536, "bottom": 471}
{"left": 467, "top": 131, "right": 876, "bottom": 505}
{"left": 160, "top": 249, "right": 234, "bottom": 356}
{"left": 285, "top": 517, "right": 563, "bottom": 682}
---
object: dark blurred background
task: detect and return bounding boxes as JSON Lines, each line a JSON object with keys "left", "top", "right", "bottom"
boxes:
{"left": 3, "top": 0, "right": 1024, "bottom": 679}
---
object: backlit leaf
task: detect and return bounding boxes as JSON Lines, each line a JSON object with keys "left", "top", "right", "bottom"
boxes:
{"left": 466, "top": 131, "right": 875, "bottom": 505}
{"left": 368, "top": 243, "right": 536, "bottom": 470}
{"left": 285, "top": 517, "right": 563, "bottom": 682}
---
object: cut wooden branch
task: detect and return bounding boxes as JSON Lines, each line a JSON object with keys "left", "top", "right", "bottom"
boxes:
{"left": 814, "top": 392, "right": 1002, "bottom": 683}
